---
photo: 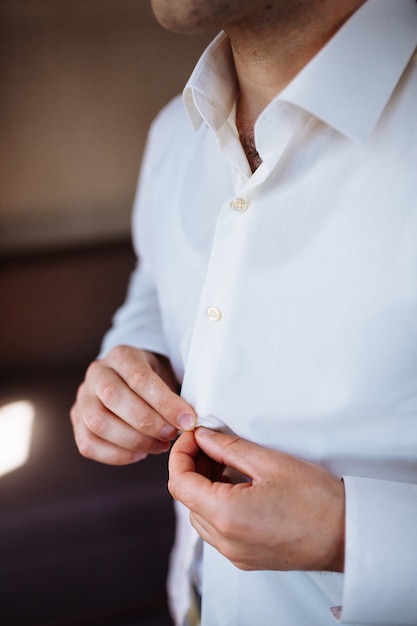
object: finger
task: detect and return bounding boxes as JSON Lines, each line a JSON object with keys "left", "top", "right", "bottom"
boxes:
{"left": 88, "top": 362, "right": 179, "bottom": 442}
{"left": 82, "top": 394, "right": 171, "bottom": 451}
{"left": 70, "top": 401, "right": 166, "bottom": 465}
{"left": 71, "top": 382, "right": 170, "bottom": 460}
{"left": 189, "top": 510, "right": 218, "bottom": 548}
{"left": 106, "top": 347, "right": 196, "bottom": 431}
{"left": 168, "top": 431, "right": 222, "bottom": 480}
{"left": 194, "top": 427, "right": 269, "bottom": 481}
{"left": 168, "top": 433, "right": 250, "bottom": 521}
{"left": 168, "top": 432, "right": 214, "bottom": 506}
{"left": 189, "top": 509, "right": 254, "bottom": 571}
{"left": 187, "top": 510, "right": 244, "bottom": 568}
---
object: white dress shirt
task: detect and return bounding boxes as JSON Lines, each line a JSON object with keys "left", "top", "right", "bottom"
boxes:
{"left": 100, "top": 0, "right": 417, "bottom": 624}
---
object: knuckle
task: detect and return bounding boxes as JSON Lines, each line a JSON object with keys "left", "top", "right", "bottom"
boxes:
{"left": 84, "top": 410, "right": 106, "bottom": 437}
{"left": 135, "top": 407, "right": 156, "bottom": 433}
{"left": 77, "top": 438, "right": 95, "bottom": 460}
{"left": 126, "top": 366, "right": 149, "bottom": 393}
{"left": 98, "top": 379, "right": 118, "bottom": 406}
{"left": 138, "top": 416, "right": 154, "bottom": 432}
{"left": 85, "top": 359, "right": 101, "bottom": 380}
{"left": 225, "top": 436, "right": 246, "bottom": 456}
{"left": 155, "top": 393, "right": 177, "bottom": 418}
{"left": 108, "top": 344, "right": 129, "bottom": 363}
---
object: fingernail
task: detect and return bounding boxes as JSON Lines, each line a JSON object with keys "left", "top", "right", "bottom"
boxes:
{"left": 160, "top": 424, "right": 178, "bottom": 440}
{"left": 196, "top": 426, "right": 214, "bottom": 436}
{"left": 178, "top": 413, "right": 196, "bottom": 431}
{"left": 132, "top": 452, "right": 147, "bottom": 462}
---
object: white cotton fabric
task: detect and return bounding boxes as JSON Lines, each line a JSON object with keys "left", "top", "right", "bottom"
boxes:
{"left": 100, "top": 1, "right": 417, "bottom": 623}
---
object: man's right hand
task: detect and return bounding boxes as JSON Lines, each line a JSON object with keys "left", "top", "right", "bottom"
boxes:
{"left": 70, "top": 345, "right": 196, "bottom": 465}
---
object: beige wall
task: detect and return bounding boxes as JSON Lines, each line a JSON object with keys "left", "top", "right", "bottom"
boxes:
{"left": 0, "top": 0, "right": 213, "bottom": 253}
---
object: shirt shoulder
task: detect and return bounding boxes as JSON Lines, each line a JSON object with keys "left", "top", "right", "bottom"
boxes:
{"left": 147, "top": 94, "right": 196, "bottom": 154}
{"left": 139, "top": 94, "right": 205, "bottom": 183}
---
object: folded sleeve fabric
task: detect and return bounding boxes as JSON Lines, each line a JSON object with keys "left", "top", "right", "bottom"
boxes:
{"left": 342, "top": 476, "right": 417, "bottom": 625}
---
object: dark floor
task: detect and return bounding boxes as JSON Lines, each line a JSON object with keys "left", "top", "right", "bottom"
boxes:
{"left": 112, "top": 614, "right": 173, "bottom": 626}
{"left": 0, "top": 366, "right": 175, "bottom": 626}
{"left": 35, "top": 608, "right": 174, "bottom": 626}
{"left": 36, "top": 607, "right": 174, "bottom": 626}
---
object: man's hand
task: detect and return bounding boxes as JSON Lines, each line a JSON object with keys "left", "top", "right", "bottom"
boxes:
{"left": 70, "top": 345, "right": 196, "bottom": 465}
{"left": 168, "top": 428, "right": 345, "bottom": 573}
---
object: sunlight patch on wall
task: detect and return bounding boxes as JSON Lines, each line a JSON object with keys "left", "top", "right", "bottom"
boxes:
{"left": 0, "top": 401, "right": 35, "bottom": 477}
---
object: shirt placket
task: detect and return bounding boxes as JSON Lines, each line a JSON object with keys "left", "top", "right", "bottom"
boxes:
{"left": 180, "top": 105, "right": 304, "bottom": 422}
{"left": 180, "top": 180, "right": 254, "bottom": 423}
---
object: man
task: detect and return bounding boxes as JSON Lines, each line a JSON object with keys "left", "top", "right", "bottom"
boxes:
{"left": 70, "top": 0, "right": 417, "bottom": 624}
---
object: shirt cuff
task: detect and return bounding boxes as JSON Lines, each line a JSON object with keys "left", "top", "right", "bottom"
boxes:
{"left": 341, "top": 475, "right": 417, "bottom": 625}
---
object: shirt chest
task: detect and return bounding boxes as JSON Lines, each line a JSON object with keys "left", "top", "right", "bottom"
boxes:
{"left": 145, "top": 126, "right": 417, "bottom": 474}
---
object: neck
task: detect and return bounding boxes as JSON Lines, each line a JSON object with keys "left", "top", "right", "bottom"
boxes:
{"left": 226, "top": 0, "right": 366, "bottom": 171}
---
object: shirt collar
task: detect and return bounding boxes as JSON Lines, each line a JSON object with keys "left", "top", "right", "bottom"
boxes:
{"left": 183, "top": 32, "right": 238, "bottom": 133}
{"left": 278, "top": 0, "right": 417, "bottom": 143}
{"left": 184, "top": 0, "right": 417, "bottom": 143}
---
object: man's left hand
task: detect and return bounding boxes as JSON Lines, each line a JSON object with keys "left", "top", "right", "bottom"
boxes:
{"left": 168, "top": 427, "right": 345, "bottom": 572}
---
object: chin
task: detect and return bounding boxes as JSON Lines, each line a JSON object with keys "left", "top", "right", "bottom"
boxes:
{"left": 150, "top": 0, "right": 224, "bottom": 35}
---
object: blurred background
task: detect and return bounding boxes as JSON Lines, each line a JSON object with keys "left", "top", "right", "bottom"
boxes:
{"left": 0, "top": 1, "right": 212, "bottom": 624}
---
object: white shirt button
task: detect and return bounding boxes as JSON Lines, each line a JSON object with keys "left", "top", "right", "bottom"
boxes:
{"left": 230, "top": 197, "right": 249, "bottom": 213}
{"left": 207, "top": 306, "right": 222, "bottom": 321}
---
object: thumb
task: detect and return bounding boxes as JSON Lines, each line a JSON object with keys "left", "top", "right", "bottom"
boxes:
{"left": 194, "top": 427, "right": 271, "bottom": 482}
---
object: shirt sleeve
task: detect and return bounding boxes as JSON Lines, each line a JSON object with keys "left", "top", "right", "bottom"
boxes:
{"left": 341, "top": 475, "right": 417, "bottom": 625}
{"left": 98, "top": 97, "right": 184, "bottom": 360}
{"left": 98, "top": 257, "right": 169, "bottom": 359}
